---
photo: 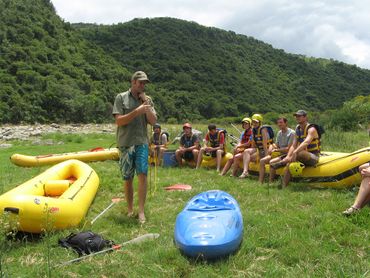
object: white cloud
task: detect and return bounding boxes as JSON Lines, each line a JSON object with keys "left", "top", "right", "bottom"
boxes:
{"left": 51, "top": 0, "right": 370, "bottom": 69}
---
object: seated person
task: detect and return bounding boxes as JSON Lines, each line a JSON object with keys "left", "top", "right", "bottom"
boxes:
{"left": 149, "top": 123, "right": 168, "bottom": 165}
{"left": 342, "top": 163, "right": 370, "bottom": 215}
{"left": 239, "top": 114, "right": 273, "bottom": 179}
{"left": 220, "top": 118, "right": 252, "bottom": 176}
{"left": 196, "top": 124, "right": 225, "bottom": 172}
{"left": 175, "top": 123, "right": 200, "bottom": 166}
{"left": 259, "top": 117, "right": 295, "bottom": 183}
{"left": 281, "top": 110, "right": 321, "bottom": 187}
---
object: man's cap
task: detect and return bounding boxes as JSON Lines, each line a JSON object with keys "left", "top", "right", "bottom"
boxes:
{"left": 153, "top": 123, "right": 161, "bottom": 129}
{"left": 293, "top": 110, "right": 307, "bottom": 116}
{"left": 183, "top": 123, "right": 192, "bottom": 129}
{"left": 131, "top": 71, "right": 150, "bottom": 82}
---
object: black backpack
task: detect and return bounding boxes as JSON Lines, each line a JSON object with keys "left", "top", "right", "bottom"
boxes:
{"left": 58, "top": 231, "right": 115, "bottom": 256}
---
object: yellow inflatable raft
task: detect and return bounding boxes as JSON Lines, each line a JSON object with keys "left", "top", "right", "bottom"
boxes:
{"left": 10, "top": 147, "right": 119, "bottom": 167}
{"left": 246, "top": 147, "right": 370, "bottom": 188}
{"left": 182, "top": 152, "right": 233, "bottom": 168}
{"left": 0, "top": 159, "right": 99, "bottom": 233}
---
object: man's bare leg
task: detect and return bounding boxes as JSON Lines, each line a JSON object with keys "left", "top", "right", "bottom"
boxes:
{"left": 137, "top": 173, "right": 147, "bottom": 223}
{"left": 124, "top": 179, "right": 134, "bottom": 216}
{"left": 282, "top": 165, "right": 291, "bottom": 188}
{"left": 196, "top": 148, "right": 205, "bottom": 169}
{"left": 216, "top": 150, "right": 223, "bottom": 172}
{"left": 175, "top": 149, "right": 183, "bottom": 166}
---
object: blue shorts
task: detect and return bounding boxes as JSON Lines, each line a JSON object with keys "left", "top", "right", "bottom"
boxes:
{"left": 119, "top": 145, "right": 149, "bottom": 180}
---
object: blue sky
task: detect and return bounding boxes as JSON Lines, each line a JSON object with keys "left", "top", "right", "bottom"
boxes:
{"left": 52, "top": 0, "right": 370, "bottom": 69}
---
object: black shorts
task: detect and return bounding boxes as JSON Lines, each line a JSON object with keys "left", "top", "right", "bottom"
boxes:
{"left": 182, "top": 151, "right": 194, "bottom": 160}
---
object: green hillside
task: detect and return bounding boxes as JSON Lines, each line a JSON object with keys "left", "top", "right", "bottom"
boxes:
{"left": 0, "top": 0, "right": 369, "bottom": 124}
{"left": 76, "top": 17, "right": 370, "bottom": 120}
{"left": 0, "top": 0, "right": 130, "bottom": 123}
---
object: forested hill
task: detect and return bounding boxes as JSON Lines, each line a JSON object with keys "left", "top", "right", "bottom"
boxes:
{"left": 0, "top": 0, "right": 130, "bottom": 123}
{"left": 76, "top": 17, "right": 370, "bottom": 120}
{"left": 0, "top": 0, "right": 369, "bottom": 124}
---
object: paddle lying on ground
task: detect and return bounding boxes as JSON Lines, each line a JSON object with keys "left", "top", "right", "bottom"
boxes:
{"left": 164, "top": 184, "right": 192, "bottom": 191}
{"left": 55, "top": 233, "right": 160, "bottom": 267}
{"left": 90, "top": 197, "right": 124, "bottom": 225}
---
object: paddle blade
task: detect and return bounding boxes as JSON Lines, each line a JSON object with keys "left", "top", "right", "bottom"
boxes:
{"left": 164, "top": 184, "right": 192, "bottom": 191}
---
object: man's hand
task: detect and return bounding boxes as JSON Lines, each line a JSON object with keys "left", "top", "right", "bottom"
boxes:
{"left": 361, "top": 167, "right": 370, "bottom": 177}
{"left": 136, "top": 104, "right": 152, "bottom": 115}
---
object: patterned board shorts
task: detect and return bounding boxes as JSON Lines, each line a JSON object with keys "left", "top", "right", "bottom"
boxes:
{"left": 119, "top": 145, "right": 149, "bottom": 180}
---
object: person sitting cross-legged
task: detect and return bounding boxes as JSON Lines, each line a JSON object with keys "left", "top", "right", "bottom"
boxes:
{"left": 196, "top": 124, "right": 225, "bottom": 172}
{"left": 175, "top": 123, "right": 200, "bottom": 167}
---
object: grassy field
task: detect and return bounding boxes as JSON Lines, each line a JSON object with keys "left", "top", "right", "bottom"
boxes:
{"left": 0, "top": 126, "right": 369, "bottom": 277}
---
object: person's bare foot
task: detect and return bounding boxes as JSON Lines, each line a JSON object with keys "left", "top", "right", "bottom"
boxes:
{"left": 138, "top": 213, "right": 146, "bottom": 224}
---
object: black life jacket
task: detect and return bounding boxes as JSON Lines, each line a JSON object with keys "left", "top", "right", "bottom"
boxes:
{"left": 253, "top": 125, "right": 274, "bottom": 150}
{"left": 295, "top": 123, "right": 321, "bottom": 154}
{"left": 207, "top": 129, "right": 226, "bottom": 151}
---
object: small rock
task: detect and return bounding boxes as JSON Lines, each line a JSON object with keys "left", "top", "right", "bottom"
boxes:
{"left": 44, "top": 139, "right": 54, "bottom": 145}
{"left": 0, "top": 143, "right": 12, "bottom": 148}
{"left": 50, "top": 123, "right": 60, "bottom": 128}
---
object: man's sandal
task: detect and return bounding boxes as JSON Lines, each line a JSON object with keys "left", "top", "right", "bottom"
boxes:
{"left": 342, "top": 206, "right": 360, "bottom": 216}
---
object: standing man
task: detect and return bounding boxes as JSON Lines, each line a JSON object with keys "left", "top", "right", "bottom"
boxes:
{"left": 281, "top": 110, "right": 321, "bottom": 188}
{"left": 175, "top": 123, "right": 200, "bottom": 166}
{"left": 112, "top": 71, "right": 157, "bottom": 224}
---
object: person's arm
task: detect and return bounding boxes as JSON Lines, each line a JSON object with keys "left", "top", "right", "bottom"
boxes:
{"left": 159, "top": 133, "right": 168, "bottom": 148}
{"left": 261, "top": 128, "right": 269, "bottom": 154}
{"left": 285, "top": 137, "right": 298, "bottom": 162}
{"left": 293, "top": 127, "right": 316, "bottom": 154}
{"left": 114, "top": 104, "right": 151, "bottom": 127}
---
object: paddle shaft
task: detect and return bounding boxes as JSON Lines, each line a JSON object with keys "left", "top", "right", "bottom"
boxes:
{"left": 231, "top": 123, "right": 242, "bottom": 135}
{"left": 91, "top": 198, "right": 122, "bottom": 224}
{"left": 56, "top": 233, "right": 160, "bottom": 267}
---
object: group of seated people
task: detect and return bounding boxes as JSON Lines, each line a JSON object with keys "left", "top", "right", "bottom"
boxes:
{"left": 149, "top": 111, "right": 369, "bottom": 215}
{"left": 150, "top": 110, "right": 321, "bottom": 187}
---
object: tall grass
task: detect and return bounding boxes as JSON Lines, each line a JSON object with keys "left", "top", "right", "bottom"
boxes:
{"left": 0, "top": 129, "right": 368, "bottom": 277}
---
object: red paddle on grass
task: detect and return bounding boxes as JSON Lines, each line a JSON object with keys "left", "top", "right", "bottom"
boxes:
{"left": 55, "top": 233, "right": 160, "bottom": 267}
{"left": 164, "top": 184, "right": 192, "bottom": 191}
{"left": 90, "top": 197, "right": 124, "bottom": 225}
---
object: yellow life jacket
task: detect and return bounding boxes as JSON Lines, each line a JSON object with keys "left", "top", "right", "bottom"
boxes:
{"left": 295, "top": 123, "right": 321, "bottom": 154}
{"left": 253, "top": 125, "right": 273, "bottom": 150}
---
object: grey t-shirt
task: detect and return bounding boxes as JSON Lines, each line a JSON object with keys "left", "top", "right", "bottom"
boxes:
{"left": 112, "top": 89, "right": 156, "bottom": 147}
{"left": 276, "top": 128, "right": 295, "bottom": 148}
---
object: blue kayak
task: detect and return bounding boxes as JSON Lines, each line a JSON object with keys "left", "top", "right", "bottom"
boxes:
{"left": 174, "top": 190, "right": 243, "bottom": 259}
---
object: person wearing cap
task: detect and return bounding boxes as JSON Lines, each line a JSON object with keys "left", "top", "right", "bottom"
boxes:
{"left": 281, "top": 110, "right": 321, "bottom": 187}
{"left": 112, "top": 71, "right": 157, "bottom": 223}
{"left": 196, "top": 124, "right": 225, "bottom": 172}
{"left": 239, "top": 114, "right": 273, "bottom": 178}
{"left": 149, "top": 123, "right": 168, "bottom": 165}
{"left": 175, "top": 123, "right": 200, "bottom": 166}
{"left": 260, "top": 117, "right": 295, "bottom": 183}
{"left": 220, "top": 117, "right": 253, "bottom": 176}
